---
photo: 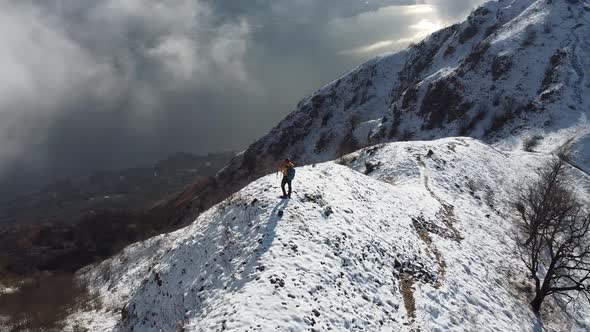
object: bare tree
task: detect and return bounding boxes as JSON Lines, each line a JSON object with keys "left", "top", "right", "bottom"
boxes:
{"left": 515, "top": 158, "right": 590, "bottom": 313}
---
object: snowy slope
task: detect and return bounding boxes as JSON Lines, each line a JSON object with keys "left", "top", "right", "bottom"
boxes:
{"left": 66, "top": 137, "right": 590, "bottom": 331}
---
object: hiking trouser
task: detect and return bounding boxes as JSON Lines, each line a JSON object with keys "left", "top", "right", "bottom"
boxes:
{"left": 281, "top": 177, "right": 292, "bottom": 197}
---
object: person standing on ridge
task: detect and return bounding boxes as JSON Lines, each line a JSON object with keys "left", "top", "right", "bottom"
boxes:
{"left": 279, "top": 158, "right": 295, "bottom": 199}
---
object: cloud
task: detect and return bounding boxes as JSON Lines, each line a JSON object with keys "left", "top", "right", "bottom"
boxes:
{"left": 0, "top": 2, "right": 94, "bottom": 172}
{"left": 418, "top": 0, "right": 488, "bottom": 21}
{"left": 334, "top": 4, "right": 443, "bottom": 55}
{"left": 0, "top": 0, "right": 252, "bottom": 192}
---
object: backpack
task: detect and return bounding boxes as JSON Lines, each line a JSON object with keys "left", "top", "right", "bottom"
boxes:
{"left": 287, "top": 167, "right": 296, "bottom": 181}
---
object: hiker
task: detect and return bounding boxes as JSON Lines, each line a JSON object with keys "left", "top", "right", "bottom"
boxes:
{"left": 279, "top": 158, "right": 295, "bottom": 199}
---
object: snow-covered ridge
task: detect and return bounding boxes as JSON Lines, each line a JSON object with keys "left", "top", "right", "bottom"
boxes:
{"left": 67, "top": 137, "right": 590, "bottom": 331}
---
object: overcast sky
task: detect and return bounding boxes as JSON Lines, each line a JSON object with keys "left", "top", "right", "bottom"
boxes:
{"left": 0, "top": 0, "right": 486, "bottom": 196}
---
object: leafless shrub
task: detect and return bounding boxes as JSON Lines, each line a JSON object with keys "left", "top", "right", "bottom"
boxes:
{"left": 368, "top": 125, "right": 387, "bottom": 146}
{"left": 523, "top": 135, "right": 544, "bottom": 152}
{"left": 337, "top": 134, "right": 360, "bottom": 160}
{"left": 73, "top": 324, "right": 90, "bottom": 332}
{"left": 388, "top": 107, "right": 401, "bottom": 139}
{"left": 484, "top": 186, "right": 495, "bottom": 209}
{"left": 488, "top": 109, "right": 515, "bottom": 135}
{"left": 350, "top": 114, "right": 361, "bottom": 130}
{"left": 556, "top": 138, "right": 576, "bottom": 163}
{"left": 543, "top": 22, "right": 553, "bottom": 34}
{"left": 458, "top": 24, "right": 478, "bottom": 44}
{"left": 336, "top": 154, "right": 357, "bottom": 166}
{"left": 314, "top": 131, "right": 333, "bottom": 154}
{"left": 321, "top": 112, "right": 333, "bottom": 127}
{"left": 466, "top": 178, "right": 478, "bottom": 194}
{"left": 484, "top": 24, "right": 498, "bottom": 38}
{"left": 521, "top": 26, "right": 537, "bottom": 48}
{"left": 462, "top": 42, "right": 490, "bottom": 70}
{"left": 492, "top": 55, "right": 513, "bottom": 81}
{"left": 400, "top": 129, "right": 414, "bottom": 141}
{"left": 364, "top": 161, "right": 380, "bottom": 175}
{"left": 177, "top": 320, "right": 186, "bottom": 332}
{"left": 539, "top": 49, "right": 567, "bottom": 96}
{"left": 459, "top": 106, "right": 487, "bottom": 136}
{"left": 492, "top": 93, "right": 502, "bottom": 106}
{"left": 514, "top": 158, "right": 590, "bottom": 313}
{"left": 402, "top": 86, "right": 419, "bottom": 109}
{"left": 444, "top": 45, "right": 456, "bottom": 57}
{"left": 419, "top": 77, "right": 471, "bottom": 130}
{"left": 486, "top": 97, "right": 520, "bottom": 135}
